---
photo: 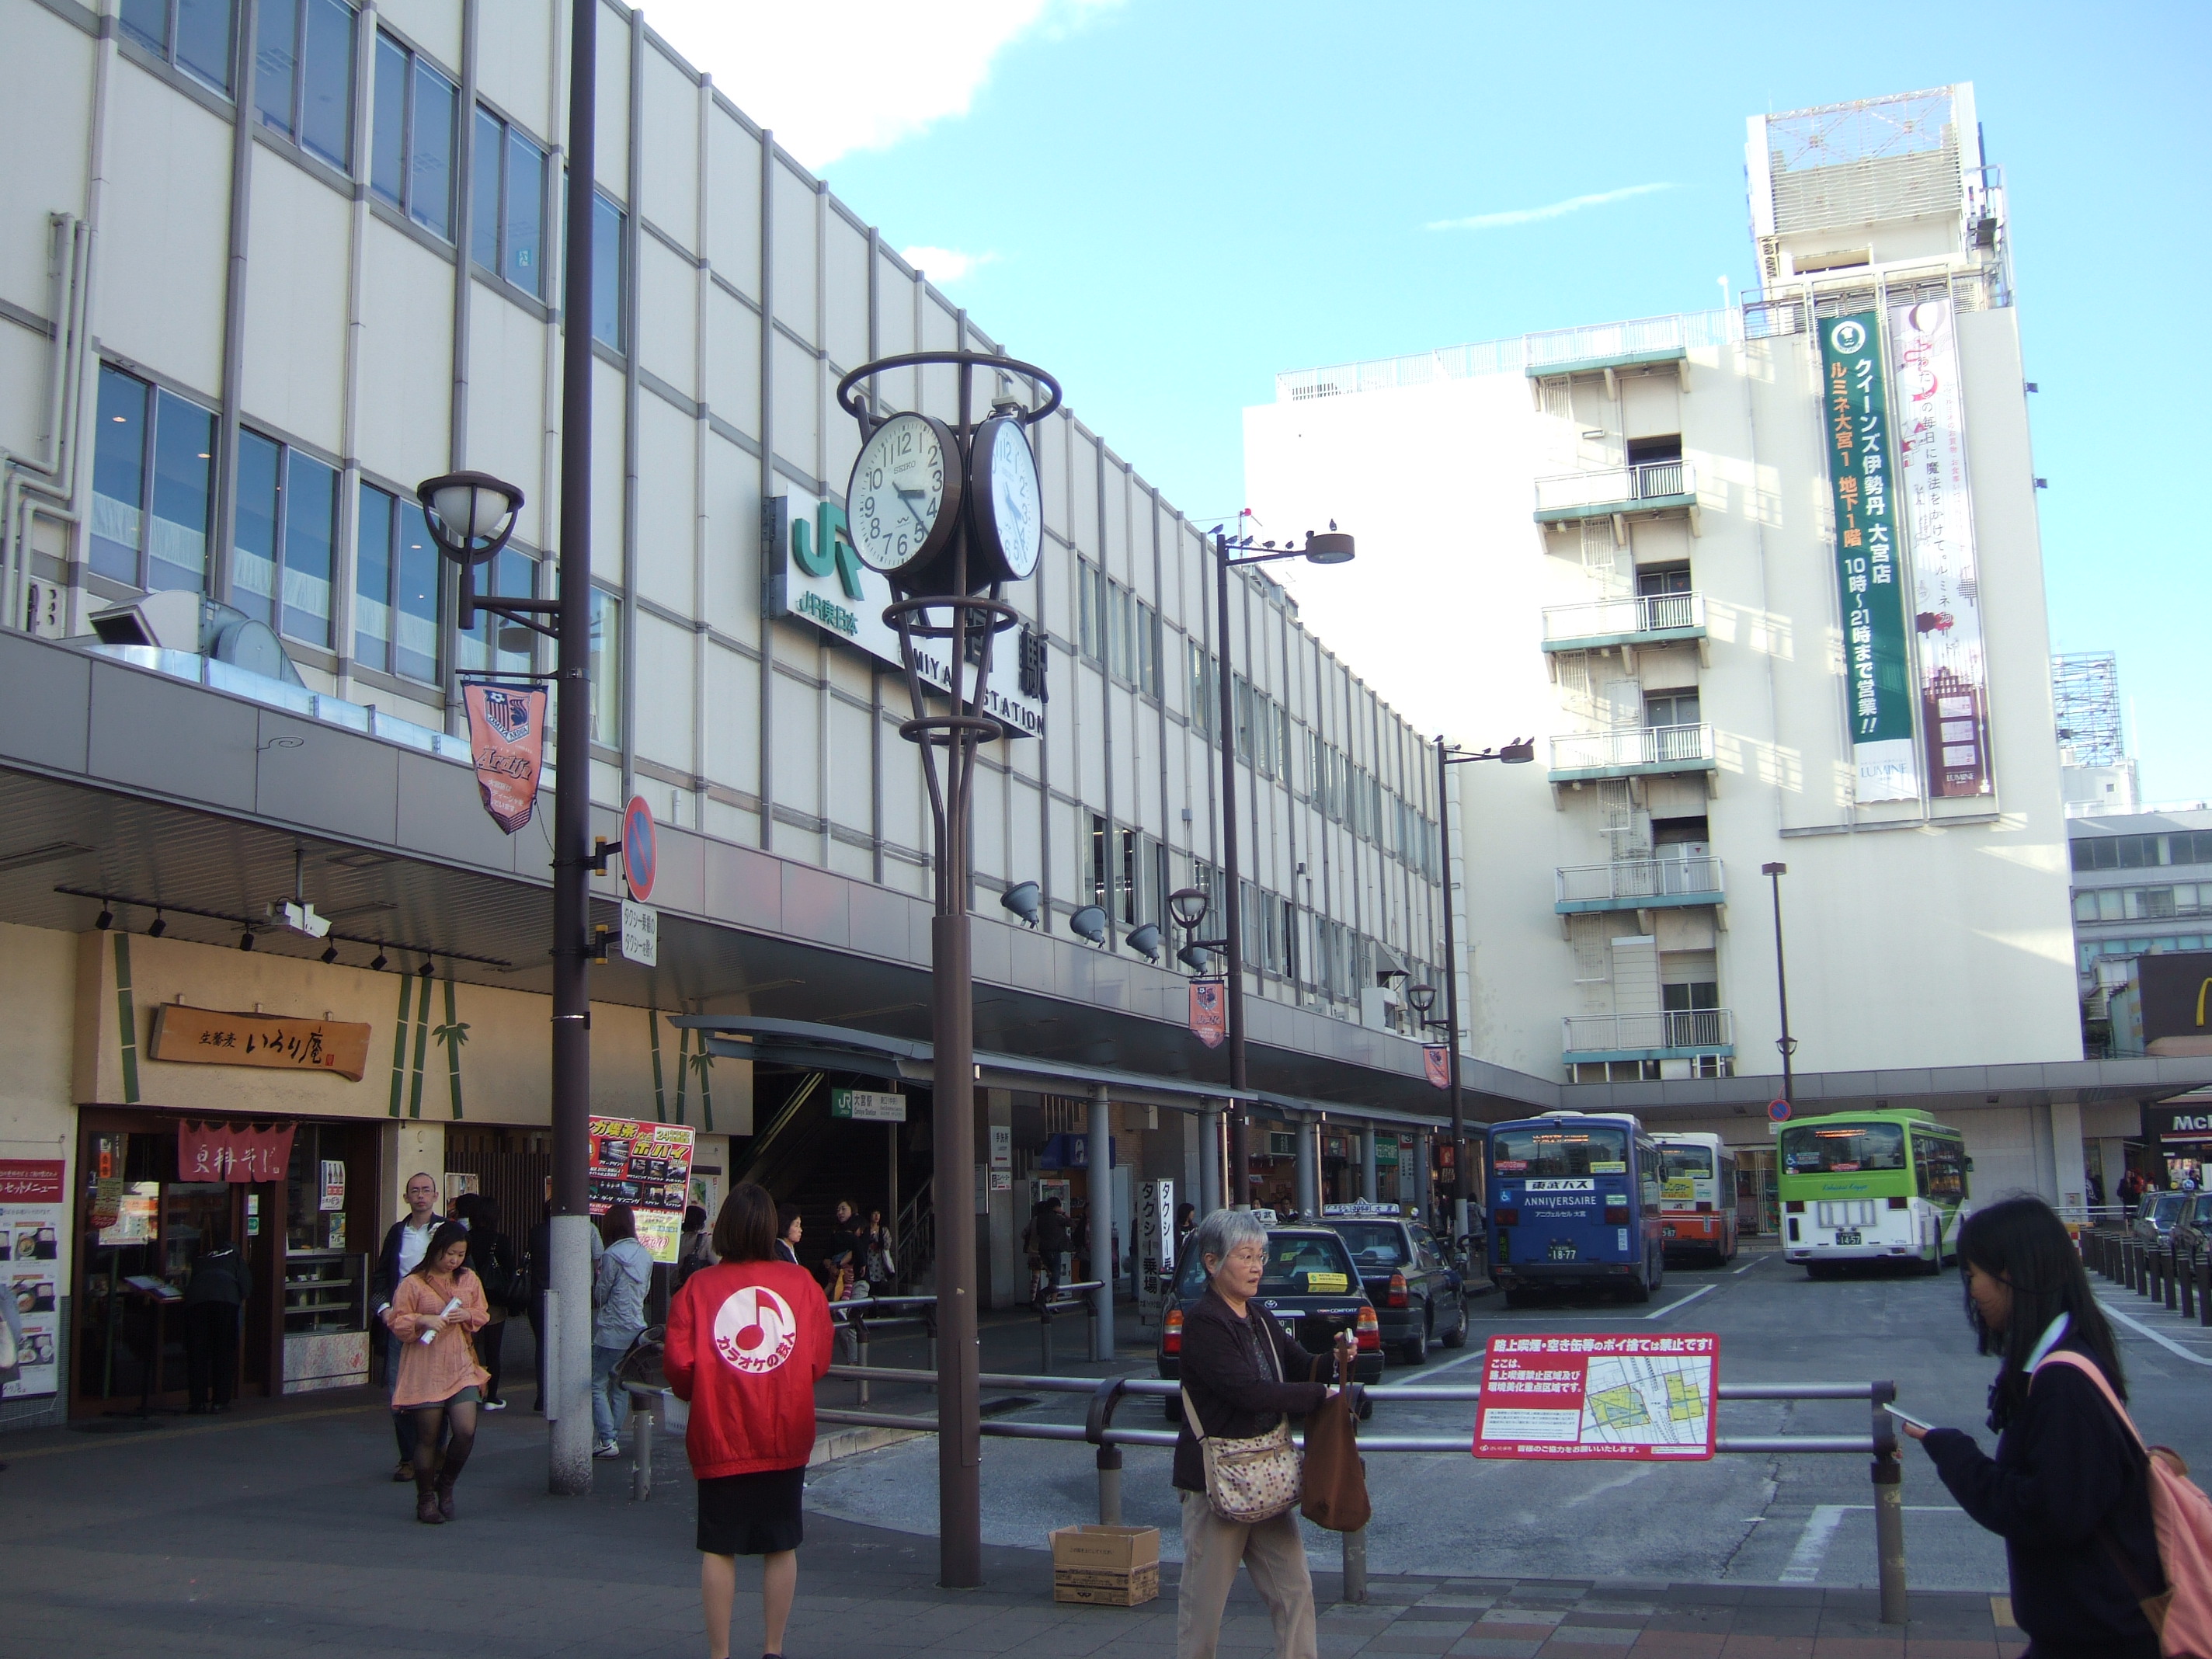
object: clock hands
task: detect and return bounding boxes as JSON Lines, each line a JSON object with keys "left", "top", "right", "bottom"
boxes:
{"left": 896, "top": 486, "right": 930, "bottom": 532}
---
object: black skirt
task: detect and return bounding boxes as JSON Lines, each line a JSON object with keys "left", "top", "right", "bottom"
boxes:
{"left": 696, "top": 1464, "right": 806, "bottom": 1556}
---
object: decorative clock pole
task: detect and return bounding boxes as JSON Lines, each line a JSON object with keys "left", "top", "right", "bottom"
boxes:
{"left": 833, "top": 350, "right": 1059, "bottom": 1590}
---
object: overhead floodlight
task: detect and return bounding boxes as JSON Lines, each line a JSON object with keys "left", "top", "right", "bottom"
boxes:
{"left": 1178, "top": 943, "right": 1216, "bottom": 974}
{"left": 1303, "top": 528, "right": 1355, "bottom": 565}
{"left": 1127, "top": 923, "right": 1162, "bottom": 963}
{"left": 999, "top": 881, "right": 1042, "bottom": 928}
{"left": 148, "top": 912, "right": 167, "bottom": 938}
{"left": 320, "top": 943, "right": 339, "bottom": 965}
{"left": 1068, "top": 905, "right": 1108, "bottom": 947}
{"left": 370, "top": 949, "right": 389, "bottom": 972}
{"left": 95, "top": 904, "right": 113, "bottom": 930}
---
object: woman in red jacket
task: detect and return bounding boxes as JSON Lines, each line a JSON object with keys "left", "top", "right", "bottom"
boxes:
{"left": 666, "top": 1181, "right": 833, "bottom": 1659}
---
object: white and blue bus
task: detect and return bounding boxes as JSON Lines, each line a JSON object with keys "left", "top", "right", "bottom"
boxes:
{"left": 1488, "top": 1110, "right": 1666, "bottom": 1305}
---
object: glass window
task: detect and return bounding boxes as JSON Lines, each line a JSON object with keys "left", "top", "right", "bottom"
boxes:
{"left": 371, "top": 36, "right": 457, "bottom": 237}
{"left": 280, "top": 452, "right": 336, "bottom": 646}
{"left": 591, "top": 191, "right": 626, "bottom": 349}
{"left": 588, "top": 586, "right": 621, "bottom": 744}
{"left": 470, "top": 108, "right": 502, "bottom": 272}
{"left": 256, "top": 0, "right": 354, "bottom": 165}
{"left": 503, "top": 125, "right": 545, "bottom": 294}
{"left": 354, "top": 484, "right": 443, "bottom": 682}
{"left": 1659, "top": 1145, "right": 1714, "bottom": 1180}
{"left": 457, "top": 547, "right": 537, "bottom": 676}
{"left": 1647, "top": 689, "right": 1701, "bottom": 727}
{"left": 394, "top": 503, "right": 440, "bottom": 682}
{"left": 120, "top": 0, "right": 170, "bottom": 54}
{"left": 231, "top": 430, "right": 282, "bottom": 624}
{"left": 254, "top": 0, "right": 297, "bottom": 131}
{"left": 1327, "top": 1223, "right": 1411, "bottom": 1268}
{"left": 353, "top": 482, "right": 393, "bottom": 661}
{"left": 91, "top": 366, "right": 151, "bottom": 584}
{"left": 1779, "top": 1122, "right": 1907, "bottom": 1174}
{"left": 1491, "top": 1124, "right": 1629, "bottom": 1177}
{"left": 370, "top": 35, "right": 406, "bottom": 206}
{"left": 124, "top": 0, "right": 237, "bottom": 96}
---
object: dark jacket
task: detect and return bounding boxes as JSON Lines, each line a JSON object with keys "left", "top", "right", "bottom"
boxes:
{"left": 1921, "top": 1341, "right": 2162, "bottom": 1659}
{"left": 1032, "top": 1207, "right": 1073, "bottom": 1256}
{"left": 1171, "top": 1287, "right": 1331, "bottom": 1493}
{"left": 183, "top": 1244, "right": 249, "bottom": 1307}
{"left": 372, "top": 1216, "right": 439, "bottom": 1316}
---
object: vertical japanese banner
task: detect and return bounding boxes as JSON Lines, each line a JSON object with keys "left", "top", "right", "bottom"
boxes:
{"left": 0, "top": 1160, "right": 64, "bottom": 1400}
{"left": 1817, "top": 314, "right": 1918, "bottom": 804}
{"left": 461, "top": 680, "right": 548, "bottom": 833}
{"left": 1423, "top": 1045, "right": 1451, "bottom": 1090}
{"left": 1889, "top": 297, "right": 1993, "bottom": 798}
{"left": 1189, "top": 979, "right": 1226, "bottom": 1049}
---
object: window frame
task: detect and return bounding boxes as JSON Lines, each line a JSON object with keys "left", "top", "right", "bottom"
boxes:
{"left": 370, "top": 30, "right": 458, "bottom": 240}
{"left": 353, "top": 481, "right": 444, "bottom": 685}
{"left": 230, "top": 428, "right": 339, "bottom": 649}
{"left": 120, "top": 0, "right": 238, "bottom": 97}
{"left": 255, "top": 0, "right": 359, "bottom": 172}
{"left": 89, "top": 363, "right": 218, "bottom": 599}
{"left": 471, "top": 103, "right": 551, "bottom": 301}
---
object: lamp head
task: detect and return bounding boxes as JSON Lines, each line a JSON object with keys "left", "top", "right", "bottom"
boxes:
{"left": 1303, "top": 529, "right": 1355, "bottom": 565}
{"left": 1177, "top": 943, "right": 1216, "bottom": 974}
{"left": 1499, "top": 739, "right": 1537, "bottom": 764}
{"left": 1762, "top": 861, "right": 1788, "bottom": 877}
{"left": 1407, "top": 983, "right": 1438, "bottom": 1016}
{"left": 416, "top": 471, "right": 524, "bottom": 566}
{"left": 1127, "top": 923, "right": 1163, "bottom": 963}
{"left": 999, "top": 880, "right": 1042, "bottom": 928}
{"left": 1069, "top": 905, "right": 1108, "bottom": 947}
{"left": 1167, "top": 886, "right": 1210, "bottom": 931}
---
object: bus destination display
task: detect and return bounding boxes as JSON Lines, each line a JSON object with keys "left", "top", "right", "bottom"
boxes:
{"left": 1474, "top": 1333, "right": 1718, "bottom": 1461}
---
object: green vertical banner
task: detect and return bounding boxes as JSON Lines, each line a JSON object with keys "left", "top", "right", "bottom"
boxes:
{"left": 435, "top": 976, "right": 468, "bottom": 1120}
{"left": 1817, "top": 312, "right": 1918, "bottom": 804}
{"left": 388, "top": 972, "right": 414, "bottom": 1117}
{"left": 113, "top": 934, "right": 141, "bottom": 1105}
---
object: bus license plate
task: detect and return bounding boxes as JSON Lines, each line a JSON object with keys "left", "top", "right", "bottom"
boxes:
{"left": 1836, "top": 1229, "right": 1862, "bottom": 1245}
{"left": 1549, "top": 1243, "right": 1577, "bottom": 1261}
{"left": 1662, "top": 1224, "right": 1678, "bottom": 1237}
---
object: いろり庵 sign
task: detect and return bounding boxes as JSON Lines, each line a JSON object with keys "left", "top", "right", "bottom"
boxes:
{"left": 149, "top": 1005, "right": 373, "bottom": 1081}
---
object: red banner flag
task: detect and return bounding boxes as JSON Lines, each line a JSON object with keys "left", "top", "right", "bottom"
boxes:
{"left": 461, "top": 680, "right": 548, "bottom": 833}
{"left": 178, "top": 1120, "right": 297, "bottom": 1183}
{"left": 1189, "top": 979, "right": 1226, "bottom": 1049}
{"left": 1424, "top": 1045, "right": 1451, "bottom": 1089}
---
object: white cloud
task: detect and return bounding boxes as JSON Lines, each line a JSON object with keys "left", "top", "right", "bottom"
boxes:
{"left": 642, "top": 0, "right": 1122, "bottom": 171}
{"left": 1426, "top": 183, "right": 1677, "bottom": 233}
{"left": 898, "top": 245, "right": 997, "bottom": 283}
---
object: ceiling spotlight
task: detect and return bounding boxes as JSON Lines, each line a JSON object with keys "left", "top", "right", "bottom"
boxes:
{"left": 238, "top": 930, "right": 256, "bottom": 951}
{"left": 1127, "top": 923, "right": 1162, "bottom": 964}
{"left": 148, "top": 911, "right": 166, "bottom": 937}
{"left": 95, "top": 904, "right": 113, "bottom": 930}
{"left": 418, "top": 958, "right": 436, "bottom": 978}
{"left": 370, "top": 950, "right": 389, "bottom": 972}
{"left": 1068, "top": 905, "right": 1108, "bottom": 947}
{"left": 999, "top": 880, "right": 1042, "bottom": 928}
{"left": 320, "top": 943, "right": 339, "bottom": 965}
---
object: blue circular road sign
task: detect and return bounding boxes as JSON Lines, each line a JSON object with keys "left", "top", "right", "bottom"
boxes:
{"left": 623, "top": 795, "right": 657, "bottom": 903}
{"left": 1769, "top": 1098, "right": 1793, "bottom": 1123}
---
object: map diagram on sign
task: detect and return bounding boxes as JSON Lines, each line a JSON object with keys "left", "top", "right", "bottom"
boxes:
{"left": 1475, "top": 1334, "right": 1718, "bottom": 1461}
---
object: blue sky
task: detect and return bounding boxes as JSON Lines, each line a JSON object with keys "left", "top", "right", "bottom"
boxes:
{"left": 659, "top": 2, "right": 2210, "bottom": 802}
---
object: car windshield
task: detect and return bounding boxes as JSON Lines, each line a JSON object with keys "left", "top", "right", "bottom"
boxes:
{"left": 1493, "top": 1124, "right": 1629, "bottom": 1177}
{"left": 1780, "top": 1122, "right": 1906, "bottom": 1174}
{"left": 2151, "top": 1194, "right": 2187, "bottom": 1226}
{"left": 1174, "top": 1230, "right": 1361, "bottom": 1296}
{"left": 1660, "top": 1146, "right": 1714, "bottom": 1180}
{"left": 1329, "top": 1222, "right": 1411, "bottom": 1268}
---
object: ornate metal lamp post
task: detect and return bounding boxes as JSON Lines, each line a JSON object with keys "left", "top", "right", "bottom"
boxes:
{"left": 833, "top": 350, "right": 1060, "bottom": 1590}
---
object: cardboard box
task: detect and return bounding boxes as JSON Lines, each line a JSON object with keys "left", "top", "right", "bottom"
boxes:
{"left": 1047, "top": 1525, "right": 1161, "bottom": 1607}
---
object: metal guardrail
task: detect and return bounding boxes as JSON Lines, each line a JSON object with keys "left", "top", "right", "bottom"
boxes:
{"left": 1556, "top": 856, "right": 1723, "bottom": 907}
{"left": 812, "top": 1362, "right": 1909, "bottom": 1622}
{"left": 1542, "top": 591, "right": 1706, "bottom": 645}
{"left": 1563, "top": 1007, "right": 1735, "bottom": 1055}
{"left": 1549, "top": 722, "right": 1714, "bottom": 774}
{"left": 1534, "top": 459, "right": 1696, "bottom": 516}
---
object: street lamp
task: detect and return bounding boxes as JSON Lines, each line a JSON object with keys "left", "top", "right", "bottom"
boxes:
{"left": 1762, "top": 862, "right": 1797, "bottom": 1107}
{"left": 1208, "top": 523, "right": 1356, "bottom": 1203}
{"left": 1431, "top": 736, "right": 1535, "bottom": 1245}
{"left": 834, "top": 347, "right": 1061, "bottom": 1591}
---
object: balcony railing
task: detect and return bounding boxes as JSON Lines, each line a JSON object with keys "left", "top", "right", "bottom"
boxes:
{"left": 1549, "top": 723, "right": 1714, "bottom": 776}
{"left": 1534, "top": 460, "right": 1696, "bottom": 519}
{"left": 1563, "top": 1009, "right": 1735, "bottom": 1056}
{"left": 1555, "top": 857, "right": 1723, "bottom": 910}
{"left": 1541, "top": 591, "right": 1705, "bottom": 648}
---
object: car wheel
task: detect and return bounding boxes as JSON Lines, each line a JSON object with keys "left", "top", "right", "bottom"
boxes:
{"left": 1400, "top": 1312, "right": 1430, "bottom": 1368}
{"left": 1357, "top": 1393, "right": 1374, "bottom": 1422}
{"left": 1624, "top": 1274, "right": 1654, "bottom": 1305}
{"left": 1440, "top": 1298, "right": 1469, "bottom": 1348}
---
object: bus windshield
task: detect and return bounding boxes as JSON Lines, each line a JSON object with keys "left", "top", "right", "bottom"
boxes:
{"left": 1494, "top": 1124, "right": 1630, "bottom": 1177}
{"left": 1781, "top": 1122, "right": 1906, "bottom": 1175}
{"left": 1660, "top": 1146, "right": 1714, "bottom": 1181}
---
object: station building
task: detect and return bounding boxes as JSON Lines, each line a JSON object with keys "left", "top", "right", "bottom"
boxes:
{"left": 1245, "top": 85, "right": 2212, "bottom": 1220}
{"left": 0, "top": 0, "right": 1459, "bottom": 1428}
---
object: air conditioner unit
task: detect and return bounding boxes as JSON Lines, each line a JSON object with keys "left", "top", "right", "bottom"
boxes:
{"left": 86, "top": 594, "right": 308, "bottom": 687}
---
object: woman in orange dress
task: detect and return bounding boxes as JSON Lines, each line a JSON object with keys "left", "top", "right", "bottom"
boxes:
{"left": 381, "top": 1220, "right": 491, "bottom": 1525}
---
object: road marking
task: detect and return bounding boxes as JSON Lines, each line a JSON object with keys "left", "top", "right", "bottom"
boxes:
{"left": 1734, "top": 1255, "right": 1768, "bottom": 1275}
{"left": 1647, "top": 1283, "right": 1716, "bottom": 1320}
{"left": 1780, "top": 1504, "right": 1965, "bottom": 1584}
{"left": 2098, "top": 1297, "right": 2212, "bottom": 1369}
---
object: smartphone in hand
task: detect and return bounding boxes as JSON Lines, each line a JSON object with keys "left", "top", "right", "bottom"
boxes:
{"left": 1887, "top": 1405, "right": 1937, "bottom": 1435}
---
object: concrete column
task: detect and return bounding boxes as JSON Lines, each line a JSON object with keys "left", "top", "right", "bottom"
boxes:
{"left": 2050, "top": 1101, "right": 2089, "bottom": 1214}
{"left": 1362, "top": 1125, "right": 1379, "bottom": 1202}
{"left": 1296, "top": 1114, "right": 1320, "bottom": 1218}
{"left": 1199, "top": 1104, "right": 1223, "bottom": 1216}
{"left": 1412, "top": 1132, "right": 1430, "bottom": 1221}
{"left": 1090, "top": 1086, "right": 1114, "bottom": 1359}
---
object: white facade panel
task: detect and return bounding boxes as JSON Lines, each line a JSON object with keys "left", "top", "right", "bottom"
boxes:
{"left": 632, "top": 609, "right": 694, "bottom": 771}
{"left": 700, "top": 432, "right": 758, "bottom": 638}
{"left": 703, "top": 110, "right": 761, "bottom": 300}
{"left": 471, "top": 0, "right": 551, "bottom": 139}
{"left": 823, "top": 214, "right": 869, "bottom": 374}
{"left": 768, "top": 159, "right": 816, "bottom": 346}
{"left": 633, "top": 392, "right": 696, "bottom": 614}
{"left": 637, "top": 42, "right": 699, "bottom": 252}
{"left": 701, "top": 283, "right": 759, "bottom": 439}
{"left": 638, "top": 236, "right": 698, "bottom": 400}
{"left": 590, "top": 356, "right": 624, "bottom": 582}
{"left": 2, "top": 9, "right": 95, "bottom": 315}
{"left": 356, "top": 225, "right": 454, "bottom": 499}
{"left": 770, "top": 331, "right": 819, "bottom": 482}
{"left": 703, "top": 639, "right": 758, "bottom": 795}
{"left": 593, "top": 0, "right": 630, "bottom": 195}
{"left": 98, "top": 71, "right": 231, "bottom": 397}
{"left": 464, "top": 294, "right": 549, "bottom": 548}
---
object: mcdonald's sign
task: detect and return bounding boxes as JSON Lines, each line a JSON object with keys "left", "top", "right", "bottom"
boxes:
{"left": 2141, "top": 951, "right": 2212, "bottom": 1058}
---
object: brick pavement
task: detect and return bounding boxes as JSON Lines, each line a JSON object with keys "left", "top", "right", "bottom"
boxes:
{"left": 0, "top": 1387, "right": 2026, "bottom": 1659}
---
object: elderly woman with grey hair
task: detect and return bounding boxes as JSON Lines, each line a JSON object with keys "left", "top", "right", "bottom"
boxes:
{"left": 1172, "top": 1207, "right": 1353, "bottom": 1659}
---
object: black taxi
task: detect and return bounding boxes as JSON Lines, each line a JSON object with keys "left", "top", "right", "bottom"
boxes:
{"left": 1156, "top": 1225, "right": 1384, "bottom": 1417}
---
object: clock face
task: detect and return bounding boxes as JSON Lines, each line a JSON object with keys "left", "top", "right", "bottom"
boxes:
{"left": 973, "top": 416, "right": 1042, "bottom": 583}
{"left": 846, "top": 413, "right": 959, "bottom": 579}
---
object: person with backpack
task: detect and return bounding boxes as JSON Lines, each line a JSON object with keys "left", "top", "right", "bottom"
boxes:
{"left": 1028, "top": 1197, "right": 1072, "bottom": 1306}
{"left": 1901, "top": 1195, "right": 2170, "bottom": 1658}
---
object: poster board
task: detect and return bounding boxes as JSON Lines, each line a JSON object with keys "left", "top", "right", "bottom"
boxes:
{"left": 0, "top": 1160, "right": 65, "bottom": 1400}
{"left": 1474, "top": 1333, "right": 1718, "bottom": 1460}
{"left": 588, "top": 1118, "right": 697, "bottom": 1263}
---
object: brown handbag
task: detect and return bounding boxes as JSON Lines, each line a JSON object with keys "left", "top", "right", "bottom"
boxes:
{"left": 1299, "top": 1347, "right": 1372, "bottom": 1532}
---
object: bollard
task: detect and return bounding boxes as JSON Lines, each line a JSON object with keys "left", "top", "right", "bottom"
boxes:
{"left": 1096, "top": 1444, "right": 1122, "bottom": 1525}
{"left": 1041, "top": 1304, "right": 1055, "bottom": 1376}
{"left": 856, "top": 1320, "right": 871, "bottom": 1406}
{"left": 2169, "top": 1247, "right": 2183, "bottom": 1312}
{"left": 2183, "top": 1251, "right": 2197, "bottom": 1321}
{"left": 631, "top": 1391, "right": 656, "bottom": 1501}
{"left": 2200, "top": 1250, "right": 2212, "bottom": 1329}
{"left": 1871, "top": 1381, "right": 1908, "bottom": 1626}
{"left": 1341, "top": 1526, "right": 1369, "bottom": 1605}
{"left": 1089, "top": 1299, "right": 1102, "bottom": 1365}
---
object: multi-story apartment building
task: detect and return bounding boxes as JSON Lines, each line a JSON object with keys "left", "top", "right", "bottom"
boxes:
{"left": 1246, "top": 85, "right": 2211, "bottom": 1205}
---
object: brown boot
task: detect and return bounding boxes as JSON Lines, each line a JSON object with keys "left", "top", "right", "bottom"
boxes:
{"left": 416, "top": 1490, "right": 444, "bottom": 1525}
{"left": 434, "top": 1475, "right": 456, "bottom": 1522}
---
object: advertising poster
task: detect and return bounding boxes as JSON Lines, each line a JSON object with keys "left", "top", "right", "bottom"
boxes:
{"left": 0, "top": 1160, "right": 65, "bottom": 1400}
{"left": 460, "top": 680, "right": 548, "bottom": 833}
{"left": 1888, "top": 296, "right": 1993, "bottom": 798}
{"left": 1474, "top": 1333, "right": 1717, "bottom": 1461}
{"left": 1817, "top": 314, "right": 1918, "bottom": 804}
{"left": 588, "top": 1118, "right": 697, "bottom": 1263}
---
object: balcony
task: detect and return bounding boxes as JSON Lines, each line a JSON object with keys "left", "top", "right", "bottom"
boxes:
{"left": 1555, "top": 857, "right": 1724, "bottom": 915}
{"left": 1562, "top": 1009, "right": 1735, "bottom": 1063}
{"left": 1541, "top": 592, "right": 1706, "bottom": 656}
{"left": 1548, "top": 723, "right": 1715, "bottom": 784}
{"left": 1534, "top": 460, "right": 1699, "bottom": 527}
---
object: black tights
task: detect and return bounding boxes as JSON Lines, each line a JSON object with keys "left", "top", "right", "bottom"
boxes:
{"left": 412, "top": 1402, "right": 478, "bottom": 1494}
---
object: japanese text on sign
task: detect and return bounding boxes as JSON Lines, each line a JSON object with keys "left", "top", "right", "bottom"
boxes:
{"left": 1474, "top": 1333, "right": 1718, "bottom": 1461}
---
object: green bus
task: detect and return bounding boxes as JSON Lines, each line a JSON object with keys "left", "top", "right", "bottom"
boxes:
{"left": 1776, "top": 1108, "right": 1970, "bottom": 1278}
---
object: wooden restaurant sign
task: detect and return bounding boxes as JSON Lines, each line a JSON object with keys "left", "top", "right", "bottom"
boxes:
{"left": 149, "top": 1004, "right": 373, "bottom": 1082}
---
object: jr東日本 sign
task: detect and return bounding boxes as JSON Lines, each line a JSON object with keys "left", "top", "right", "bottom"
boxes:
{"left": 587, "top": 1117, "right": 697, "bottom": 1263}
{"left": 763, "top": 495, "right": 1045, "bottom": 739}
{"left": 1817, "top": 315, "right": 1918, "bottom": 805}
{"left": 830, "top": 1089, "right": 906, "bottom": 1122}
{"left": 1474, "top": 1333, "right": 1718, "bottom": 1461}
{"left": 1889, "top": 297, "right": 1992, "bottom": 799}
{"left": 148, "top": 1004, "right": 373, "bottom": 1082}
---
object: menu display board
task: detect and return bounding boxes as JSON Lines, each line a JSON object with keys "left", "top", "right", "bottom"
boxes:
{"left": 588, "top": 1118, "right": 697, "bottom": 1263}
{"left": 0, "top": 1160, "right": 65, "bottom": 1399}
